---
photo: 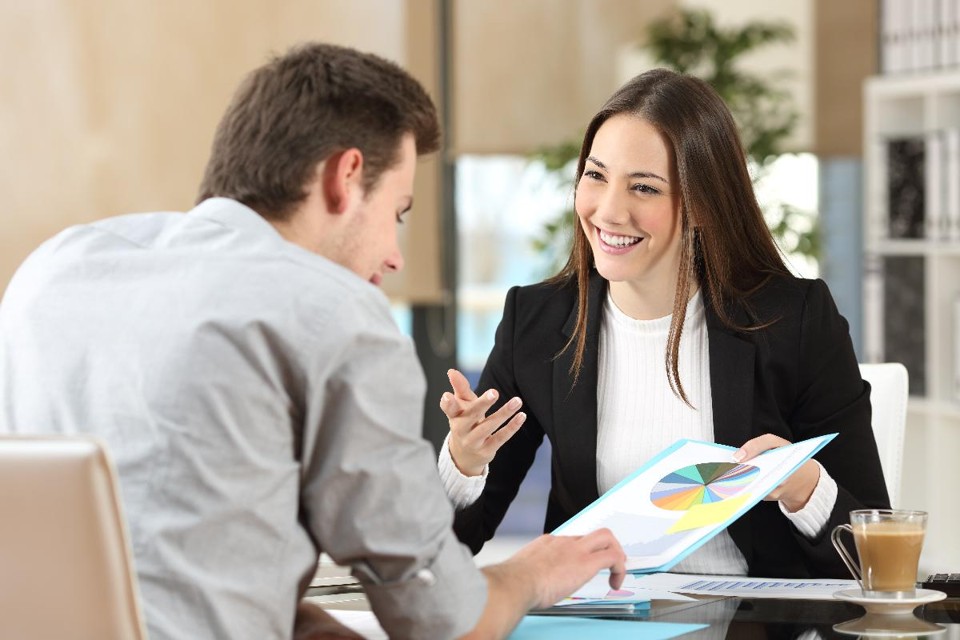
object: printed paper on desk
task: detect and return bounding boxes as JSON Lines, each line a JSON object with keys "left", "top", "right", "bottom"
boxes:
{"left": 552, "top": 572, "right": 696, "bottom": 606}
{"left": 553, "top": 434, "right": 836, "bottom": 573}
{"left": 631, "top": 572, "right": 858, "bottom": 600}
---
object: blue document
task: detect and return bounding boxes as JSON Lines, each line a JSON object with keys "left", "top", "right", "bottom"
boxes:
{"left": 509, "top": 617, "right": 708, "bottom": 639}
{"left": 553, "top": 434, "right": 836, "bottom": 573}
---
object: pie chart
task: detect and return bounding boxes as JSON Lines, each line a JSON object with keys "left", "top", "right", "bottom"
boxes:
{"left": 650, "top": 462, "right": 759, "bottom": 511}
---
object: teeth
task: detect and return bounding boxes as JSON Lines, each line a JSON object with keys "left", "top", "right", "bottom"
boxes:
{"left": 599, "top": 229, "right": 642, "bottom": 247}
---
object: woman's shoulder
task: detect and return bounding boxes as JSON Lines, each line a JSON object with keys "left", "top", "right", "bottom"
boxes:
{"left": 741, "top": 274, "right": 836, "bottom": 325}
{"left": 744, "top": 273, "right": 827, "bottom": 304}
{"left": 507, "top": 280, "right": 577, "bottom": 311}
{"left": 501, "top": 276, "right": 583, "bottom": 327}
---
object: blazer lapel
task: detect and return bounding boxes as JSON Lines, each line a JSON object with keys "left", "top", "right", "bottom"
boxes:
{"left": 553, "top": 272, "right": 606, "bottom": 507}
{"left": 705, "top": 301, "right": 756, "bottom": 448}
{"left": 704, "top": 296, "right": 758, "bottom": 565}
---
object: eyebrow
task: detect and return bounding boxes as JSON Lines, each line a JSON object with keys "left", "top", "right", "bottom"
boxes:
{"left": 586, "top": 156, "right": 669, "bottom": 184}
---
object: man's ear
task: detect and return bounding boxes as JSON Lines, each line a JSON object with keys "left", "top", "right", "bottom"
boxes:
{"left": 321, "top": 148, "right": 364, "bottom": 214}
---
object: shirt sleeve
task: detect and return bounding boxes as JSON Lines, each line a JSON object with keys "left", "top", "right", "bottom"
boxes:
{"left": 779, "top": 461, "right": 839, "bottom": 539}
{"left": 297, "top": 288, "right": 487, "bottom": 640}
{"left": 437, "top": 432, "right": 487, "bottom": 508}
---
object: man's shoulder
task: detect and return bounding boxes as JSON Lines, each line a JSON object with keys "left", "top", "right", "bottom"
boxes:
{"left": 29, "top": 211, "right": 179, "bottom": 257}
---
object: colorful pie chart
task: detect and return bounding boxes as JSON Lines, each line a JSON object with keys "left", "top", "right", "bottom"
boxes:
{"left": 650, "top": 462, "right": 759, "bottom": 511}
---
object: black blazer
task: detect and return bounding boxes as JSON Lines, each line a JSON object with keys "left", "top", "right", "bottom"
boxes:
{"left": 452, "top": 271, "right": 891, "bottom": 578}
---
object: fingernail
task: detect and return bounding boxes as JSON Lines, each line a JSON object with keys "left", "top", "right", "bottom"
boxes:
{"left": 517, "top": 412, "right": 527, "bottom": 424}
{"left": 485, "top": 389, "right": 497, "bottom": 400}
{"left": 733, "top": 449, "right": 746, "bottom": 462}
{"left": 508, "top": 397, "right": 521, "bottom": 409}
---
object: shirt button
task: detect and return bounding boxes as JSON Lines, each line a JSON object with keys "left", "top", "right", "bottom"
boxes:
{"left": 415, "top": 568, "right": 437, "bottom": 586}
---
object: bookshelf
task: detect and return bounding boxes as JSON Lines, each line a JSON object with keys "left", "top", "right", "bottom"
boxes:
{"left": 863, "top": 71, "right": 960, "bottom": 571}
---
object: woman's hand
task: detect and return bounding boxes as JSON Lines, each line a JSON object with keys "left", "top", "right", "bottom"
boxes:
{"left": 734, "top": 433, "right": 821, "bottom": 513}
{"left": 440, "top": 368, "right": 526, "bottom": 477}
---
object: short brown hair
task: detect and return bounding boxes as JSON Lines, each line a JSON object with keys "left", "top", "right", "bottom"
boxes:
{"left": 197, "top": 42, "right": 440, "bottom": 219}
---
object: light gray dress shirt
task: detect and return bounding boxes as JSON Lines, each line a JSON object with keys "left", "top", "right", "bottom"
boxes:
{"left": 0, "top": 198, "right": 487, "bottom": 639}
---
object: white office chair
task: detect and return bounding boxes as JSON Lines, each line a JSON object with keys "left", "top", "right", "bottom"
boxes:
{"left": 0, "top": 435, "right": 146, "bottom": 639}
{"left": 858, "top": 363, "right": 909, "bottom": 508}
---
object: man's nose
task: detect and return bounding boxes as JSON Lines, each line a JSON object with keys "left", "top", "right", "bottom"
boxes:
{"left": 385, "top": 248, "right": 404, "bottom": 273}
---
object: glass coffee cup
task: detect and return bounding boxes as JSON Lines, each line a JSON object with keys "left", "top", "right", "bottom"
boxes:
{"left": 831, "top": 509, "right": 927, "bottom": 599}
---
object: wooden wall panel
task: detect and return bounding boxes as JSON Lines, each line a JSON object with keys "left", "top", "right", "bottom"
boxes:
{"left": 452, "top": 0, "right": 674, "bottom": 155}
{"left": 813, "top": 0, "right": 878, "bottom": 157}
{"left": 0, "top": 1, "right": 405, "bottom": 295}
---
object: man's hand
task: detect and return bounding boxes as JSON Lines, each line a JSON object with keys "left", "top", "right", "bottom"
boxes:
{"left": 460, "top": 529, "right": 627, "bottom": 639}
{"left": 734, "top": 433, "right": 820, "bottom": 513}
{"left": 501, "top": 530, "right": 627, "bottom": 608}
{"left": 440, "top": 368, "right": 526, "bottom": 476}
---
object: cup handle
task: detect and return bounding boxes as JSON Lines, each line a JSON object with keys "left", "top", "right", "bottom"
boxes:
{"left": 831, "top": 523, "right": 863, "bottom": 589}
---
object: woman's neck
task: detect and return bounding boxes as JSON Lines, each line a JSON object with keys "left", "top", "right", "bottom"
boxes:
{"left": 608, "top": 278, "right": 697, "bottom": 320}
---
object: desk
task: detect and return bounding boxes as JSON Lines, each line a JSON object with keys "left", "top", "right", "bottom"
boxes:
{"left": 612, "top": 595, "right": 960, "bottom": 638}
{"left": 313, "top": 589, "right": 960, "bottom": 638}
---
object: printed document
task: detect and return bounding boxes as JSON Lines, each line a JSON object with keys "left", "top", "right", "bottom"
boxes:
{"left": 554, "top": 434, "right": 836, "bottom": 572}
{"left": 632, "top": 572, "right": 857, "bottom": 600}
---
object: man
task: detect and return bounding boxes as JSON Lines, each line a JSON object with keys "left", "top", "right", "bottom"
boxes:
{"left": 0, "top": 43, "right": 624, "bottom": 639}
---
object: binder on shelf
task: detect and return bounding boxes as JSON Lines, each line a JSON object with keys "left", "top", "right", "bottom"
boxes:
{"left": 946, "top": 128, "right": 960, "bottom": 241}
{"left": 881, "top": 0, "right": 902, "bottom": 73}
{"left": 883, "top": 0, "right": 960, "bottom": 74}
{"left": 904, "top": 0, "right": 919, "bottom": 72}
{"left": 925, "top": 130, "right": 945, "bottom": 240}
{"left": 917, "top": 0, "right": 935, "bottom": 71}
{"left": 883, "top": 256, "right": 927, "bottom": 396}
{"left": 939, "top": 0, "right": 958, "bottom": 68}
{"left": 887, "top": 136, "right": 926, "bottom": 239}
{"left": 954, "top": 296, "right": 960, "bottom": 403}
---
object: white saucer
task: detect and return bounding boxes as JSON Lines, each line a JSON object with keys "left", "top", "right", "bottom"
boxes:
{"left": 833, "top": 588, "right": 947, "bottom": 615}
{"left": 833, "top": 612, "right": 946, "bottom": 637}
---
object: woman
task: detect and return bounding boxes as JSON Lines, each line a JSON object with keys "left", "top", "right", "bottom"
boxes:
{"left": 438, "top": 68, "right": 889, "bottom": 578}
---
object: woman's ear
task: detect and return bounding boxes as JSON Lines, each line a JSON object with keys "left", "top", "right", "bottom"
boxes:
{"left": 321, "top": 148, "right": 364, "bottom": 214}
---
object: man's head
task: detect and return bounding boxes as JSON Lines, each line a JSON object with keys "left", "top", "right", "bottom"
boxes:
{"left": 197, "top": 42, "right": 439, "bottom": 220}
{"left": 197, "top": 42, "right": 440, "bottom": 285}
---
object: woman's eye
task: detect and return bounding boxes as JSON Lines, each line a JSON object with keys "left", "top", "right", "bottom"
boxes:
{"left": 633, "top": 183, "right": 660, "bottom": 195}
{"left": 583, "top": 170, "right": 604, "bottom": 181}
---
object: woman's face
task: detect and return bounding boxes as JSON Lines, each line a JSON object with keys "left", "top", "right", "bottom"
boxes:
{"left": 575, "top": 114, "right": 683, "bottom": 292}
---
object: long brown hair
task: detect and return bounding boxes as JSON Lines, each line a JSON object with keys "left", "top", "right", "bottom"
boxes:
{"left": 550, "top": 68, "right": 789, "bottom": 405}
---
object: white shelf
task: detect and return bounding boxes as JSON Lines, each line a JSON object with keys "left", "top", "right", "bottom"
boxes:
{"left": 865, "top": 71, "right": 960, "bottom": 569}
{"left": 867, "top": 70, "right": 960, "bottom": 97}
{"left": 907, "top": 397, "right": 960, "bottom": 420}
{"left": 864, "top": 72, "right": 960, "bottom": 406}
{"left": 870, "top": 239, "right": 960, "bottom": 255}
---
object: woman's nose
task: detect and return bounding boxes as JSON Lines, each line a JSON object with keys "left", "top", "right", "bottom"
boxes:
{"left": 594, "top": 188, "right": 630, "bottom": 226}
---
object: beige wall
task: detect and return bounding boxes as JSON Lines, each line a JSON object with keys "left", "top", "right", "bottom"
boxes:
{"left": 0, "top": 1, "right": 871, "bottom": 298}
{"left": 1, "top": 0, "right": 676, "bottom": 301}
{"left": 813, "top": 0, "right": 877, "bottom": 157}
{"left": 452, "top": 0, "right": 674, "bottom": 155}
{"left": 0, "top": 1, "right": 405, "bottom": 295}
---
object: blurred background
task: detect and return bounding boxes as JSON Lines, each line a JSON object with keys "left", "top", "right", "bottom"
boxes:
{"left": 2, "top": 0, "right": 958, "bottom": 571}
